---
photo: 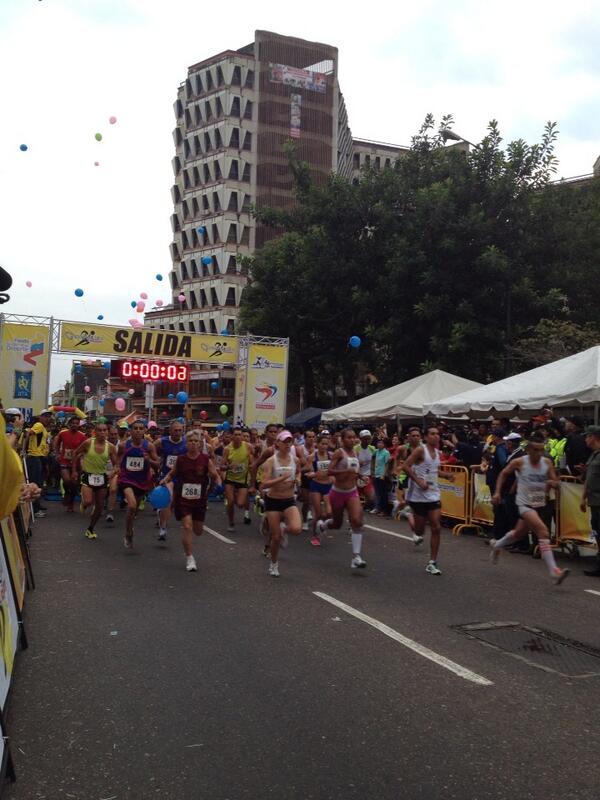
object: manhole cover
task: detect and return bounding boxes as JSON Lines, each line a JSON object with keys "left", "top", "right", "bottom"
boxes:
{"left": 453, "top": 622, "right": 600, "bottom": 678}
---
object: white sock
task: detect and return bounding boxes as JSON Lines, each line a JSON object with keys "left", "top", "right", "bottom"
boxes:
{"left": 351, "top": 531, "right": 363, "bottom": 555}
{"left": 494, "top": 530, "right": 516, "bottom": 549}
{"left": 539, "top": 539, "right": 559, "bottom": 575}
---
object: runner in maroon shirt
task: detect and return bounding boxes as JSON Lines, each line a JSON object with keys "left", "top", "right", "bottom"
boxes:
{"left": 53, "top": 417, "right": 86, "bottom": 512}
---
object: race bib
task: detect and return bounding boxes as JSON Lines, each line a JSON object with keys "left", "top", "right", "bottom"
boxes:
{"left": 126, "top": 456, "right": 144, "bottom": 472}
{"left": 527, "top": 490, "right": 546, "bottom": 507}
{"left": 182, "top": 483, "right": 203, "bottom": 500}
{"left": 88, "top": 473, "right": 105, "bottom": 487}
{"left": 229, "top": 463, "right": 245, "bottom": 474}
{"left": 346, "top": 458, "right": 359, "bottom": 472}
{"left": 317, "top": 460, "right": 331, "bottom": 472}
{"left": 166, "top": 455, "right": 178, "bottom": 468}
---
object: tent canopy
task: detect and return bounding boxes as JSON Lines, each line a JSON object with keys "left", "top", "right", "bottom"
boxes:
{"left": 285, "top": 407, "right": 326, "bottom": 427}
{"left": 321, "top": 370, "right": 482, "bottom": 422}
{"left": 425, "top": 346, "right": 600, "bottom": 416}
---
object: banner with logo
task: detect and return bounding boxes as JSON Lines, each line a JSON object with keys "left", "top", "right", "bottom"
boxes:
{"left": 558, "top": 481, "right": 596, "bottom": 546}
{"left": 60, "top": 322, "right": 238, "bottom": 365}
{"left": 269, "top": 63, "right": 326, "bottom": 93}
{"left": 244, "top": 343, "right": 288, "bottom": 430}
{"left": 0, "top": 322, "right": 50, "bottom": 421}
{"left": 439, "top": 467, "right": 468, "bottom": 521}
{"left": 0, "top": 522, "right": 18, "bottom": 708}
{"left": 0, "top": 516, "right": 26, "bottom": 611}
{"left": 471, "top": 473, "right": 494, "bottom": 525}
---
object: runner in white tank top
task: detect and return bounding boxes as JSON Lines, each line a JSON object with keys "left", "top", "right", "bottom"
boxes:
{"left": 491, "top": 432, "right": 569, "bottom": 585}
{"left": 403, "top": 426, "right": 456, "bottom": 575}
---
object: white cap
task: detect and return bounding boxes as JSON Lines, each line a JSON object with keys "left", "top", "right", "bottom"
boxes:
{"left": 359, "top": 429, "right": 371, "bottom": 438}
{"left": 39, "top": 409, "right": 52, "bottom": 415}
{"left": 503, "top": 432, "right": 522, "bottom": 441}
{"left": 4, "top": 408, "right": 21, "bottom": 416}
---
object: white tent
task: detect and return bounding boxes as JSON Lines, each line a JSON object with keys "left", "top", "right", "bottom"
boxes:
{"left": 321, "top": 370, "right": 482, "bottom": 422}
{"left": 425, "top": 346, "right": 600, "bottom": 418}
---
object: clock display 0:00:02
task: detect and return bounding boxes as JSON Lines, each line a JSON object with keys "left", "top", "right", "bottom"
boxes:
{"left": 121, "top": 361, "right": 189, "bottom": 381}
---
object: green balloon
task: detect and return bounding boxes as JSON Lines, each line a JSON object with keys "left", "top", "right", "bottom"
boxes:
{"left": 219, "top": 404, "right": 228, "bottom": 415}
{"left": 95, "top": 132, "right": 103, "bottom": 141}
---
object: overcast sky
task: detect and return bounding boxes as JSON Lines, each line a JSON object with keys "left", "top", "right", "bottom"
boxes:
{"left": 1, "top": 0, "right": 599, "bottom": 395}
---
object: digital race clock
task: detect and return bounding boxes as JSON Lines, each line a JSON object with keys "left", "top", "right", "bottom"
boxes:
{"left": 110, "top": 360, "right": 190, "bottom": 382}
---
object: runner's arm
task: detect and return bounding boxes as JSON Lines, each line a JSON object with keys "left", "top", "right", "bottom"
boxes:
{"left": 545, "top": 459, "right": 560, "bottom": 490}
{"left": 53, "top": 431, "right": 63, "bottom": 458}
{"left": 145, "top": 442, "right": 160, "bottom": 470}
{"left": 109, "top": 443, "right": 119, "bottom": 469}
{"left": 402, "top": 447, "right": 428, "bottom": 490}
{"left": 250, "top": 446, "right": 270, "bottom": 486}
{"left": 71, "top": 439, "right": 89, "bottom": 475}
{"left": 327, "top": 449, "right": 349, "bottom": 477}
{"left": 208, "top": 458, "right": 222, "bottom": 487}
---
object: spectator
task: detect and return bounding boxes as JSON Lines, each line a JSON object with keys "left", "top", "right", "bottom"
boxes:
{"left": 22, "top": 409, "right": 53, "bottom": 518}
{"left": 565, "top": 415, "right": 590, "bottom": 476}
{"left": 472, "top": 428, "right": 508, "bottom": 539}
{"left": 453, "top": 428, "right": 480, "bottom": 467}
{"left": 372, "top": 438, "right": 392, "bottom": 516}
{"left": 582, "top": 425, "right": 600, "bottom": 577}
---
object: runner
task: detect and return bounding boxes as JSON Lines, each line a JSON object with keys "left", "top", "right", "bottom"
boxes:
{"left": 160, "top": 430, "right": 221, "bottom": 571}
{"left": 307, "top": 433, "right": 333, "bottom": 547}
{"left": 117, "top": 420, "right": 160, "bottom": 549}
{"left": 394, "top": 427, "right": 422, "bottom": 532}
{"left": 222, "top": 426, "right": 252, "bottom": 532}
{"left": 155, "top": 420, "right": 187, "bottom": 541}
{"left": 53, "top": 416, "right": 86, "bottom": 512}
{"left": 402, "top": 426, "right": 456, "bottom": 575}
{"left": 355, "top": 429, "right": 376, "bottom": 510}
{"left": 491, "top": 432, "right": 570, "bottom": 585}
{"left": 316, "top": 428, "right": 367, "bottom": 570}
{"left": 72, "top": 421, "right": 118, "bottom": 540}
{"left": 250, "top": 423, "right": 279, "bottom": 556}
{"left": 259, "top": 430, "right": 302, "bottom": 577}
{"left": 296, "top": 430, "right": 316, "bottom": 530}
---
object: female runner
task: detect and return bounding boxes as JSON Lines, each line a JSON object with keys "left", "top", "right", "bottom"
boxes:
{"left": 307, "top": 433, "right": 333, "bottom": 547}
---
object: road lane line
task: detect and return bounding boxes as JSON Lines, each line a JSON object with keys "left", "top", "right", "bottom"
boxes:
{"left": 313, "top": 591, "right": 493, "bottom": 686}
{"left": 364, "top": 523, "right": 414, "bottom": 542}
{"left": 585, "top": 589, "right": 600, "bottom": 597}
{"left": 203, "top": 525, "right": 236, "bottom": 544}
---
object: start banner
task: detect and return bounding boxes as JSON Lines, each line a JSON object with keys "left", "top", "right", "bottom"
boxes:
{"left": 244, "top": 343, "right": 288, "bottom": 429}
{"left": 0, "top": 322, "right": 50, "bottom": 421}
{"left": 59, "top": 322, "right": 239, "bottom": 365}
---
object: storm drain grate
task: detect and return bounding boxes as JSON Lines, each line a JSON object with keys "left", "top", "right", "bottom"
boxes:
{"left": 453, "top": 621, "right": 600, "bottom": 678}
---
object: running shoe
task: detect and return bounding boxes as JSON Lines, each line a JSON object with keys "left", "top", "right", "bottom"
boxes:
{"left": 158, "top": 528, "right": 167, "bottom": 542}
{"left": 368, "top": 508, "right": 378, "bottom": 515}
{"left": 35, "top": 510, "right": 47, "bottom": 518}
{"left": 84, "top": 528, "right": 97, "bottom": 540}
{"left": 413, "top": 534, "right": 424, "bottom": 546}
{"left": 351, "top": 555, "right": 367, "bottom": 569}
{"left": 186, "top": 555, "right": 197, "bottom": 572}
{"left": 123, "top": 534, "right": 133, "bottom": 549}
{"left": 268, "top": 562, "right": 280, "bottom": 577}
{"left": 426, "top": 561, "right": 442, "bottom": 575}
{"left": 489, "top": 539, "right": 500, "bottom": 564}
{"left": 105, "top": 513, "right": 115, "bottom": 523}
{"left": 244, "top": 511, "right": 252, "bottom": 525}
{"left": 310, "top": 535, "right": 321, "bottom": 547}
{"left": 302, "top": 521, "right": 309, "bottom": 531}
{"left": 280, "top": 523, "right": 289, "bottom": 549}
{"left": 552, "top": 568, "right": 570, "bottom": 586}
{"left": 138, "top": 498, "right": 145, "bottom": 511}
{"left": 227, "top": 524, "right": 235, "bottom": 533}
{"left": 307, "top": 509, "right": 313, "bottom": 522}
{"left": 315, "top": 519, "right": 327, "bottom": 537}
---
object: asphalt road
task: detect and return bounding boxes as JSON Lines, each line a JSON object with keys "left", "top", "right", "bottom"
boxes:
{"left": 5, "top": 499, "right": 600, "bottom": 800}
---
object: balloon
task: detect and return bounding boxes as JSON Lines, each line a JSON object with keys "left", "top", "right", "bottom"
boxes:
{"left": 129, "top": 319, "right": 143, "bottom": 329}
{"left": 97, "top": 314, "right": 104, "bottom": 320}
{"left": 177, "top": 294, "right": 185, "bottom": 303}
{"left": 56, "top": 411, "right": 65, "bottom": 419}
{"left": 200, "top": 410, "right": 208, "bottom": 420}
{"left": 168, "top": 393, "right": 174, "bottom": 400}
{"left": 222, "top": 420, "right": 231, "bottom": 430}
{"left": 84, "top": 385, "right": 91, "bottom": 393}
{"left": 99, "top": 399, "right": 105, "bottom": 406}
{"left": 178, "top": 416, "right": 185, "bottom": 423}
{"left": 128, "top": 389, "right": 135, "bottom": 395}
{"left": 136, "top": 301, "right": 145, "bottom": 312}
{"left": 131, "top": 300, "right": 137, "bottom": 308}
{"left": 19, "top": 144, "right": 28, "bottom": 152}
{"left": 219, "top": 404, "right": 228, "bottom": 415}
{"left": 148, "top": 486, "right": 171, "bottom": 510}
{"left": 176, "top": 391, "right": 188, "bottom": 404}
{"left": 94, "top": 161, "right": 99, "bottom": 166}
{"left": 201, "top": 256, "right": 212, "bottom": 266}
{"left": 349, "top": 335, "right": 362, "bottom": 348}
{"left": 161, "top": 411, "right": 168, "bottom": 417}
{"left": 155, "top": 299, "right": 164, "bottom": 307}
{"left": 220, "top": 328, "right": 228, "bottom": 335}
{"left": 115, "top": 397, "right": 126, "bottom": 412}
{"left": 156, "top": 274, "right": 163, "bottom": 281}
{"left": 25, "top": 281, "right": 32, "bottom": 288}
{"left": 140, "top": 292, "right": 148, "bottom": 300}
{"left": 216, "top": 424, "right": 223, "bottom": 432}
{"left": 210, "top": 381, "right": 218, "bottom": 390}
{"left": 109, "top": 116, "right": 117, "bottom": 125}
{"left": 148, "top": 420, "right": 157, "bottom": 429}
{"left": 74, "top": 288, "right": 84, "bottom": 297}
{"left": 103, "top": 361, "right": 110, "bottom": 368}
{"left": 95, "top": 132, "right": 102, "bottom": 141}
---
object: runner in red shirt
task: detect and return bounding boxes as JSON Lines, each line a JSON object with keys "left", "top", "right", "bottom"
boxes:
{"left": 53, "top": 417, "right": 87, "bottom": 511}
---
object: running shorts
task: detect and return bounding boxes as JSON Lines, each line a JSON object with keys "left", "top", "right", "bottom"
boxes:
{"left": 410, "top": 500, "right": 441, "bottom": 518}
{"left": 224, "top": 479, "right": 248, "bottom": 489}
{"left": 174, "top": 501, "right": 207, "bottom": 522}
{"left": 81, "top": 472, "right": 107, "bottom": 489}
{"left": 309, "top": 480, "right": 331, "bottom": 495}
{"left": 118, "top": 482, "right": 147, "bottom": 499}
{"left": 264, "top": 496, "right": 296, "bottom": 513}
{"left": 518, "top": 503, "right": 551, "bottom": 525}
{"left": 329, "top": 487, "right": 359, "bottom": 511}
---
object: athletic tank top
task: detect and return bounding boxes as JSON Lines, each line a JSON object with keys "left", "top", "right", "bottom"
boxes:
{"left": 173, "top": 453, "right": 210, "bottom": 504}
{"left": 119, "top": 439, "right": 152, "bottom": 490}
{"left": 160, "top": 436, "right": 187, "bottom": 477}
{"left": 313, "top": 451, "right": 332, "bottom": 476}
{"left": 355, "top": 444, "right": 375, "bottom": 476}
{"left": 225, "top": 442, "right": 251, "bottom": 483}
{"left": 57, "top": 429, "right": 86, "bottom": 466}
{"left": 515, "top": 455, "right": 549, "bottom": 508}
{"left": 272, "top": 451, "right": 296, "bottom": 480}
{"left": 407, "top": 446, "right": 440, "bottom": 503}
{"left": 82, "top": 439, "right": 111, "bottom": 475}
{"left": 338, "top": 450, "right": 360, "bottom": 473}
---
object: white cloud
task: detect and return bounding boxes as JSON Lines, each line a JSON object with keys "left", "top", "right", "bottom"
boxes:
{"left": 0, "top": 0, "right": 598, "bottom": 393}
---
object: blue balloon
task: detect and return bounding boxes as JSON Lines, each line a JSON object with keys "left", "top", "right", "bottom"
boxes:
{"left": 168, "top": 393, "right": 174, "bottom": 400}
{"left": 97, "top": 314, "right": 104, "bottom": 320}
{"left": 220, "top": 328, "right": 228, "bottom": 336}
{"left": 201, "top": 256, "right": 212, "bottom": 266}
{"left": 74, "top": 288, "right": 84, "bottom": 297}
{"left": 197, "top": 226, "right": 206, "bottom": 234}
{"left": 178, "top": 416, "right": 185, "bottom": 423}
{"left": 103, "top": 361, "right": 110, "bottom": 368}
{"left": 176, "top": 391, "right": 188, "bottom": 404}
{"left": 148, "top": 485, "right": 171, "bottom": 510}
{"left": 19, "top": 144, "right": 28, "bottom": 152}
{"left": 216, "top": 424, "right": 223, "bottom": 431}
{"left": 349, "top": 335, "right": 362, "bottom": 348}
{"left": 222, "top": 420, "right": 231, "bottom": 430}
{"left": 156, "top": 274, "right": 163, "bottom": 281}
{"left": 210, "top": 381, "right": 218, "bottom": 390}
{"left": 130, "top": 300, "right": 137, "bottom": 308}
{"left": 99, "top": 399, "right": 105, "bottom": 406}
{"left": 56, "top": 411, "right": 65, "bottom": 418}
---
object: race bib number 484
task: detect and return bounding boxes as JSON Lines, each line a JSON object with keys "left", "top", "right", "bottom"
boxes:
{"left": 126, "top": 457, "right": 144, "bottom": 472}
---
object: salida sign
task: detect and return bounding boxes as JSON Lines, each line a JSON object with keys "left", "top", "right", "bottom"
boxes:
{"left": 60, "top": 322, "right": 239, "bottom": 365}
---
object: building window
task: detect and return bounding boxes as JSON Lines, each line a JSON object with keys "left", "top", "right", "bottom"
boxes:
{"left": 181, "top": 261, "right": 189, "bottom": 280}
{"left": 243, "top": 99, "right": 253, "bottom": 119}
{"left": 204, "top": 131, "right": 211, "bottom": 152}
{"left": 212, "top": 223, "right": 220, "bottom": 243}
{"left": 241, "top": 162, "right": 251, "bottom": 182}
{"left": 229, "top": 127, "right": 240, "bottom": 149}
{"left": 227, "top": 319, "right": 235, "bottom": 334}
{"left": 195, "top": 104, "right": 202, "bottom": 125}
{"left": 209, "top": 318, "right": 217, "bottom": 333}
{"left": 215, "top": 127, "right": 223, "bottom": 148}
{"left": 200, "top": 288, "right": 208, "bottom": 305}
{"left": 240, "top": 225, "right": 250, "bottom": 246}
{"left": 215, "top": 96, "right": 224, "bottom": 117}
{"left": 192, "top": 197, "right": 199, "bottom": 215}
{"left": 210, "top": 288, "right": 218, "bottom": 306}
{"left": 385, "top": 158, "right": 391, "bottom": 168}
{"left": 205, "top": 70, "right": 213, "bottom": 91}
{"left": 227, "top": 223, "right": 237, "bottom": 243}
{"left": 178, "top": 323, "right": 186, "bottom": 331}
{"left": 229, "top": 160, "right": 239, "bottom": 180}
{"left": 353, "top": 152, "right": 360, "bottom": 169}
{"left": 225, "top": 287, "right": 236, "bottom": 306}
{"left": 185, "top": 109, "right": 192, "bottom": 128}
{"left": 245, "top": 69, "right": 254, "bottom": 88}
{"left": 242, "top": 131, "right": 252, "bottom": 150}
{"left": 228, "top": 191, "right": 238, "bottom": 212}
{"left": 169, "top": 324, "right": 175, "bottom": 331}
{"left": 190, "top": 291, "right": 198, "bottom": 309}
{"left": 159, "top": 324, "right": 165, "bottom": 330}
{"left": 364, "top": 154, "right": 370, "bottom": 166}
{"left": 191, "top": 259, "right": 199, "bottom": 278}
{"left": 194, "top": 75, "right": 203, "bottom": 95}
{"left": 216, "top": 65, "right": 224, "bottom": 86}
{"left": 213, "top": 191, "right": 221, "bottom": 212}
{"left": 189, "top": 321, "right": 196, "bottom": 332}
{"left": 231, "top": 96, "right": 240, "bottom": 117}
{"left": 202, "top": 193, "right": 209, "bottom": 211}
{"left": 203, "top": 163, "right": 211, "bottom": 183}
{"left": 226, "top": 255, "right": 237, "bottom": 274}
{"left": 375, "top": 156, "right": 381, "bottom": 170}
{"left": 198, "top": 320, "right": 206, "bottom": 333}
{"left": 232, "top": 65, "right": 241, "bottom": 86}
{"left": 193, "top": 166, "right": 200, "bottom": 186}
{"left": 215, "top": 160, "right": 222, "bottom": 180}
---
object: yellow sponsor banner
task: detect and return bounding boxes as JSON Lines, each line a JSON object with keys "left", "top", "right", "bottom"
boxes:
{"left": 0, "top": 323, "right": 50, "bottom": 421}
{"left": 439, "top": 467, "right": 468, "bottom": 521}
{"left": 244, "top": 343, "right": 288, "bottom": 429}
{"left": 472, "top": 472, "right": 494, "bottom": 525}
{"left": 558, "top": 481, "right": 596, "bottom": 546}
{"left": 59, "top": 321, "right": 238, "bottom": 365}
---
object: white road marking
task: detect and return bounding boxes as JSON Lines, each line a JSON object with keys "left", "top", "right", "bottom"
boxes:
{"left": 364, "top": 523, "right": 414, "bottom": 542}
{"left": 584, "top": 589, "right": 600, "bottom": 597}
{"left": 313, "top": 591, "right": 493, "bottom": 686}
{"left": 203, "top": 525, "right": 237, "bottom": 544}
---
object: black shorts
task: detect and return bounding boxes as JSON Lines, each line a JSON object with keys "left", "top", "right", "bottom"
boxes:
{"left": 224, "top": 479, "right": 247, "bottom": 489}
{"left": 264, "top": 496, "right": 296, "bottom": 513}
{"left": 81, "top": 473, "right": 107, "bottom": 490}
{"left": 411, "top": 500, "right": 442, "bottom": 518}
{"left": 174, "top": 502, "right": 207, "bottom": 522}
{"left": 118, "top": 483, "right": 147, "bottom": 499}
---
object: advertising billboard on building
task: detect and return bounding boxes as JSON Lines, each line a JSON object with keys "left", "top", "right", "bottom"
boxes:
{"left": 269, "top": 63, "right": 326, "bottom": 93}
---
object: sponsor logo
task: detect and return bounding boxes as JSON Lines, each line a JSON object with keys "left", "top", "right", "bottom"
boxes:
{"left": 23, "top": 341, "right": 45, "bottom": 366}
{"left": 63, "top": 328, "right": 103, "bottom": 347}
{"left": 252, "top": 355, "right": 284, "bottom": 370}
{"left": 14, "top": 371, "right": 33, "bottom": 400}
{"left": 255, "top": 383, "right": 278, "bottom": 410}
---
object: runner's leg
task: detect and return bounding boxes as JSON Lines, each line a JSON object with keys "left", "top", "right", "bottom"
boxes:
{"left": 348, "top": 495, "right": 366, "bottom": 567}
{"left": 88, "top": 487, "right": 106, "bottom": 532}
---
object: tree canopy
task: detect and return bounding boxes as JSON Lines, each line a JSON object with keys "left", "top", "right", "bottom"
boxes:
{"left": 239, "top": 116, "right": 600, "bottom": 406}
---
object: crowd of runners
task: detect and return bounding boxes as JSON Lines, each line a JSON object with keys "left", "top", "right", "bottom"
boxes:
{"left": 4, "top": 406, "right": 600, "bottom": 583}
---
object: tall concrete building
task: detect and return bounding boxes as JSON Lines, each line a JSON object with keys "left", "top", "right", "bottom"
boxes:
{"left": 144, "top": 30, "right": 407, "bottom": 336}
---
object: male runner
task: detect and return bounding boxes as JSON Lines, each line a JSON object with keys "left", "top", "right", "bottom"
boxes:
{"left": 117, "top": 420, "right": 160, "bottom": 548}
{"left": 155, "top": 420, "right": 187, "bottom": 541}
{"left": 54, "top": 416, "right": 86, "bottom": 512}
{"left": 222, "top": 426, "right": 252, "bottom": 532}
{"left": 72, "top": 422, "right": 118, "bottom": 539}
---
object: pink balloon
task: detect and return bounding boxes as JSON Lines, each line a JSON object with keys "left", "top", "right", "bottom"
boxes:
{"left": 140, "top": 292, "right": 148, "bottom": 300}
{"left": 128, "top": 388, "right": 135, "bottom": 396}
{"left": 84, "top": 385, "right": 91, "bottom": 393}
{"left": 115, "top": 397, "right": 126, "bottom": 412}
{"left": 148, "top": 420, "right": 157, "bottom": 429}
{"left": 155, "top": 299, "right": 164, "bottom": 307}
{"left": 129, "top": 318, "right": 143, "bottom": 329}
{"left": 109, "top": 116, "right": 117, "bottom": 124}
{"left": 94, "top": 161, "right": 99, "bottom": 166}
{"left": 178, "top": 293, "right": 185, "bottom": 302}
{"left": 25, "top": 280, "right": 32, "bottom": 288}
{"left": 136, "top": 301, "right": 145, "bottom": 312}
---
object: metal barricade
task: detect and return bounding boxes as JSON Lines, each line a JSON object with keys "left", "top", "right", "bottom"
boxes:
{"left": 438, "top": 465, "right": 472, "bottom": 535}
{"left": 556, "top": 475, "right": 597, "bottom": 555}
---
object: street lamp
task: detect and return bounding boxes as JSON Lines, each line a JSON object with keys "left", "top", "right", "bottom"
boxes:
{"left": 439, "top": 128, "right": 479, "bottom": 150}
